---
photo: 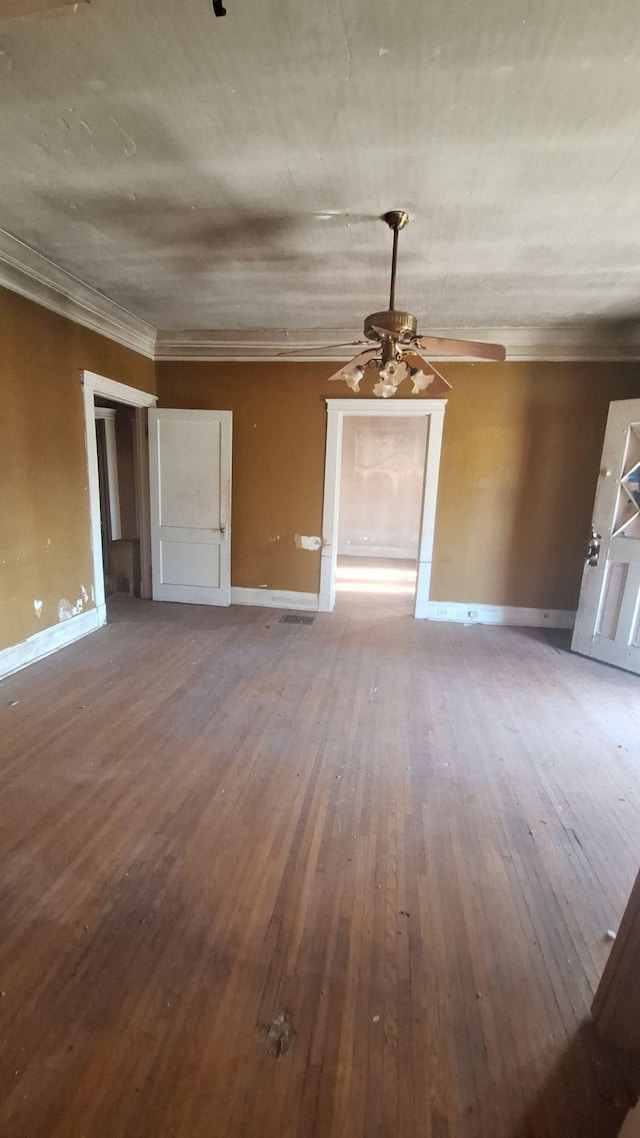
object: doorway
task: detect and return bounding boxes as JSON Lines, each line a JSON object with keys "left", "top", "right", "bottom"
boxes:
{"left": 319, "top": 399, "right": 447, "bottom": 617}
{"left": 82, "top": 371, "right": 157, "bottom": 626}
{"left": 94, "top": 400, "right": 144, "bottom": 601}
{"left": 335, "top": 414, "right": 427, "bottom": 611}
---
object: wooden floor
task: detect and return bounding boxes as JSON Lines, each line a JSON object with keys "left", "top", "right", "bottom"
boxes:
{"left": 1, "top": 595, "right": 639, "bottom": 1138}
{"left": 335, "top": 556, "right": 417, "bottom": 608}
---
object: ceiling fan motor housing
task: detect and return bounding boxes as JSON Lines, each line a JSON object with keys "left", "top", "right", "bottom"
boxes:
{"left": 364, "top": 309, "right": 418, "bottom": 342}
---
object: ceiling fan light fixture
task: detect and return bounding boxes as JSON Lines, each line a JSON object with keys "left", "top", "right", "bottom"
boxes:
{"left": 373, "top": 378, "right": 398, "bottom": 399}
{"left": 340, "top": 363, "right": 364, "bottom": 391}
{"left": 379, "top": 359, "right": 409, "bottom": 385}
{"left": 410, "top": 369, "right": 434, "bottom": 394}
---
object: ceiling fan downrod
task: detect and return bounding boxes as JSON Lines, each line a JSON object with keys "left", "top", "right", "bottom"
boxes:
{"left": 363, "top": 210, "right": 417, "bottom": 345}
{"left": 383, "top": 209, "right": 409, "bottom": 311}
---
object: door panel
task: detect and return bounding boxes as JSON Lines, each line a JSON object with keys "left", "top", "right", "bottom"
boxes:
{"left": 596, "top": 562, "right": 627, "bottom": 639}
{"left": 572, "top": 399, "right": 640, "bottom": 674}
{"left": 149, "top": 409, "right": 232, "bottom": 606}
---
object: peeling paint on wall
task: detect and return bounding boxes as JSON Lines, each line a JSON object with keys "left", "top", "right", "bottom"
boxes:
{"left": 294, "top": 535, "right": 322, "bottom": 551}
{"left": 80, "top": 584, "right": 89, "bottom": 604}
{"left": 33, "top": 600, "right": 43, "bottom": 619}
{"left": 58, "top": 598, "right": 83, "bottom": 621}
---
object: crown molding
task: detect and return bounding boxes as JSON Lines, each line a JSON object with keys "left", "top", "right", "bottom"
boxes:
{"left": 1, "top": 229, "right": 638, "bottom": 365}
{"left": 0, "top": 229, "right": 156, "bottom": 359}
{"left": 154, "top": 328, "right": 367, "bottom": 362}
{"left": 154, "top": 325, "right": 640, "bottom": 362}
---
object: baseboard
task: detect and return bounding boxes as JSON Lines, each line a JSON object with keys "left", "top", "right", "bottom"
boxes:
{"left": 230, "top": 587, "right": 319, "bottom": 612}
{"left": 417, "top": 601, "right": 576, "bottom": 628}
{"left": 337, "top": 546, "right": 416, "bottom": 560}
{"left": 0, "top": 607, "right": 104, "bottom": 680}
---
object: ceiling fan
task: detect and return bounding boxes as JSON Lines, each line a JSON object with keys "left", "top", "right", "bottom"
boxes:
{"left": 319, "top": 210, "right": 506, "bottom": 398}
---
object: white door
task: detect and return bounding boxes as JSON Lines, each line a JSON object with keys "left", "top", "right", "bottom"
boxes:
{"left": 149, "top": 409, "right": 232, "bottom": 606}
{"left": 572, "top": 398, "right": 640, "bottom": 674}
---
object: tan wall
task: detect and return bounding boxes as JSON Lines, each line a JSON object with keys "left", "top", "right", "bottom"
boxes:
{"left": 0, "top": 287, "right": 155, "bottom": 652}
{"left": 4, "top": 288, "right": 639, "bottom": 659}
{"left": 157, "top": 360, "right": 640, "bottom": 609}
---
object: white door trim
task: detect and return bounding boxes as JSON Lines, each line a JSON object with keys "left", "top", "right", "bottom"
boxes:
{"left": 319, "top": 398, "right": 448, "bottom": 617}
{"left": 82, "top": 370, "right": 157, "bottom": 624}
{"left": 93, "top": 407, "right": 121, "bottom": 540}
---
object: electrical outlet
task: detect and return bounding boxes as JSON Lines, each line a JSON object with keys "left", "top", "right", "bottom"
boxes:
{"left": 467, "top": 610, "right": 479, "bottom": 620}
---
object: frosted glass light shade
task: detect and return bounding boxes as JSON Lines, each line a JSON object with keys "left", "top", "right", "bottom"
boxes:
{"left": 340, "top": 364, "right": 364, "bottom": 392}
{"left": 373, "top": 378, "right": 398, "bottom": 398}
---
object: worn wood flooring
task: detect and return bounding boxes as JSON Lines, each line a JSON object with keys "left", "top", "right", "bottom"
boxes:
{"left": 0, "top": 595, "right": 639, "bottom": 1138}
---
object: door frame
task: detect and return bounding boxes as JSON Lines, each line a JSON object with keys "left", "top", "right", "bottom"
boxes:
{"left": 319, "top": 398, "right": 448, "bottom": 617}
{"left": 82, "top": 371, "right": 157, "bottom": 624}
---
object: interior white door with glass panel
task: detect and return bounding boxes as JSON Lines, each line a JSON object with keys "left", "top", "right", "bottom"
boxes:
{"left": 149, "top": 409, "right": 232, "bottom": 605}
{"left": 572, "top": 398, "right": 640, "bottom": 674}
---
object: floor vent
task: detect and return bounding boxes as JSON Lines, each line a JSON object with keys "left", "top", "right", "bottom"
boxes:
{"left": 279, "top": 613, "right": 316, "bottom": 626}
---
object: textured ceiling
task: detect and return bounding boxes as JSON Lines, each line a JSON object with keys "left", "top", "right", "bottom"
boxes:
{"left": 1, "top": 0, "right": 640, "bottom": 334}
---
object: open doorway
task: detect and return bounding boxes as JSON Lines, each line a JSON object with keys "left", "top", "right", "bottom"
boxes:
{"left": 82, "top": 372, "right": 157, "bottom": 627}
{"left": 94, "top": 400, "right": 142, "bottom": 601}
{"left": 335, "top": 415, "right": 427, "bottom": 610}
{"left": 319, "top": 399, "right": 447, "bottom": 617}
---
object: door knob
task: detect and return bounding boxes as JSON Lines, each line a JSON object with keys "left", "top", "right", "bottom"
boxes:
{"left": 586, "top": 525, "right": 601, "bottom": 566}
{"left": 220, "top": 523, "right": 227, "bottom": 536}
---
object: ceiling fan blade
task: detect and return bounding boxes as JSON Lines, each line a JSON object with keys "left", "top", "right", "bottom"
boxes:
{"left": 277, "top": 340, "right": 366, "bottom": 357}
{"left": 402, "top": 352, "right": 452, "bottom": 396}
{"left": 413, "top": 335, "right": 506, "bottom": 361}
{"left": 327, "top": 348, "right": 379, "bottom": 383}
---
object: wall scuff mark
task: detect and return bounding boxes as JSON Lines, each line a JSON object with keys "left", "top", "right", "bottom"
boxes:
{"left": 108, "top": 115, "right": 137, "bottom": 158}
{"left": 33, "top": 600, "right": 43, "bottom": 619}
